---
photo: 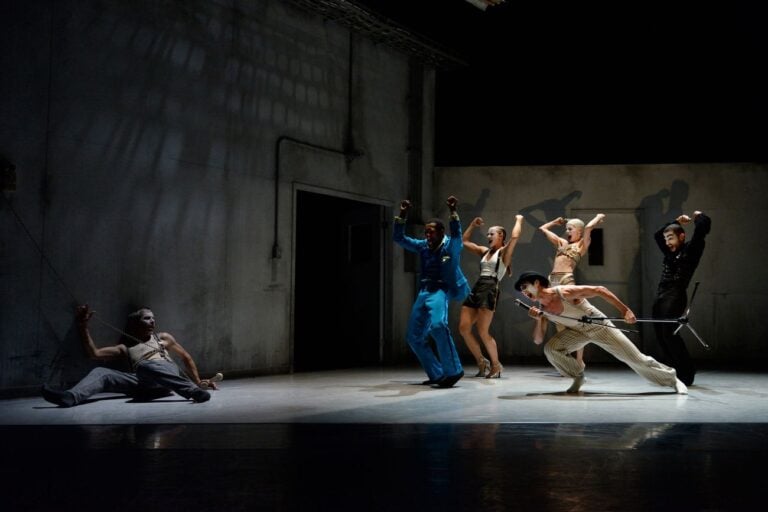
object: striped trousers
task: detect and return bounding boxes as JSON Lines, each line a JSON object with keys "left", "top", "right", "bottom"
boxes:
{"left": 543, "top": 316, "right": 679, "bottom": 389}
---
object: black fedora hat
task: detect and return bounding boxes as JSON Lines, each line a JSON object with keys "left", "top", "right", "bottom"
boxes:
{"left": 513, "top": 271, "right": 550, "bottom": 291}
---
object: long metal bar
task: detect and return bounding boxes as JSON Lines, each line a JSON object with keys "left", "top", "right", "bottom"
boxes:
{"left": 514, "top": 299, "right": 637, "bottom": 334}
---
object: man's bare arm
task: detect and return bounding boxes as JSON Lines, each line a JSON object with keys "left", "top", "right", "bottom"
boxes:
{"left": 557, "top": 285, "right": 637, "bottom": 324}
{"left": 76, "top": 304, "right": 126, "bottom": 360}
{"left": 163, "top": 333, "right": 217, "bottom": 389}
{"left": 528, "top": 306, "right": 548, "bottom": 344}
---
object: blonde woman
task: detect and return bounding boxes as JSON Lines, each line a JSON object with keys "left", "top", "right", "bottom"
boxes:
{"left": 538, "top": 213, "right": 605, "bottom": 367}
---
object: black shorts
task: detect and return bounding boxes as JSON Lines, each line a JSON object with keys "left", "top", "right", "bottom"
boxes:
{"left": 462, "top": 277, "right": 500, "bottom": 311}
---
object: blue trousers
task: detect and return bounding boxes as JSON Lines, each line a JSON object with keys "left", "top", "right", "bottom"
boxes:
{"left": 68, "top": 360, "right": 200, "bottom": 404}
{"left": 406, "top": 288, "right": 463, "bottom": 380}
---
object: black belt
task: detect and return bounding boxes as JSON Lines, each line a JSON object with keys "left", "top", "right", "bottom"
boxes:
{"left": 420, "top": 279, "right": 445, "bottom": 291}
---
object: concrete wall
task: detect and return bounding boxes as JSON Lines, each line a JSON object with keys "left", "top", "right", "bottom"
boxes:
{"left": 0, "top": 0, "right": 432, "bottom": 393}
{"left": 437, "top": 163, "right": 768, "bottom": 365}
{"left": 3, "top": 1, "right": 760, "bottom": 396}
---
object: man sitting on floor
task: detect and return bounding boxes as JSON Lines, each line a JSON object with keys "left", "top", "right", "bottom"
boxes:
{"left": 42, "top": 305, "right": 217, "bottom": 407}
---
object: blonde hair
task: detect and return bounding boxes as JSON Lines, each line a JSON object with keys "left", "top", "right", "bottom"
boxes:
{"left": 565, "top": 218, "right": 585, "bottom": 231}
{"left": 489, "top": 226, "right": 507, "bottom": 241}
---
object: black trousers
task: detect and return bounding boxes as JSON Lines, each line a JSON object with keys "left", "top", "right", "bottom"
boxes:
{"left": 652, "top": 288, "right": 696, "bottom": 385}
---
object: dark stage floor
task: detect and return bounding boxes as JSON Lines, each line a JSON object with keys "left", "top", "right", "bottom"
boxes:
{"left": 2, "top": 365, "right": 765, "bottom": 511}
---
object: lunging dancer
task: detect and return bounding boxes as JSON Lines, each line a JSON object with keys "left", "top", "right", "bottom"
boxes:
{"left": 514, "top": 271, "right": 688, "bottom": 395}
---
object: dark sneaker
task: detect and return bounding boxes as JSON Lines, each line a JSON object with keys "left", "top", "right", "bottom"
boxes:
{"left": 190, "top": 388, "right": 211, "bottom": 403}
{"left": 41, "top": 385, "right": 76, "bottom": 407}
{"left": 434, "top": 371, "right": 464, "bottom": 388}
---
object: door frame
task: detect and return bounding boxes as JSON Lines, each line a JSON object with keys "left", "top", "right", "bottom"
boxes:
{"left": 290, "top": 182, "right": 391, "bottom": 371}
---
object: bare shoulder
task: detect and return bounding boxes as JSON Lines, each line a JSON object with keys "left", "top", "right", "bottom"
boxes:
{"left": 558, "top": 284, "right": 592, "bottom": 300}
{"left": 157, "top": 332, "right": 177, "bottom": 346}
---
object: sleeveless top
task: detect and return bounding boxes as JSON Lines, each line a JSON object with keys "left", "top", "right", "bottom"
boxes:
{"left": 479, "top": 249, "right": 507, "bottom": 281}
{"left": 127, "top": 333, "right": 171, "bottom": 370}
{"left": 556, "top": 242, "right": 582, "bottom": 264}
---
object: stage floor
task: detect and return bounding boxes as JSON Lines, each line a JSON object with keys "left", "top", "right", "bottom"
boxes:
{"left": 2, "top": 365, "right": 766, "bottom": 510}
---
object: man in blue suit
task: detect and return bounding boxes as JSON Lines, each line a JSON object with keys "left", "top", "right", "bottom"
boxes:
{"left": 393, "top": 196, "right": 470, "bottom": 387}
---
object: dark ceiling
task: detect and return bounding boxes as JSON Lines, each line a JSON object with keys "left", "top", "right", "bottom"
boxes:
{"left": 354, "top": 0, "right": 767, "bottom": 166}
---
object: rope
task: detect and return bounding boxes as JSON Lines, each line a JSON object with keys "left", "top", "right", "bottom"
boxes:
{"left": 2, "top": 194, "right": 79, "bottom": 304}
{"left": 2, "top": 193, "right": 139, "bottom": 343}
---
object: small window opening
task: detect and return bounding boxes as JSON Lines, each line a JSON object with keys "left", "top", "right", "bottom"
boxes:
{"left": 588, "top": 228, "right": 604, "bottom": 266}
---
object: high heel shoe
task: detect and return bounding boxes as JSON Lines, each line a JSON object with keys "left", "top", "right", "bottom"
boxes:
{"left": 474, "top": 358, "right": 490, "bottom": 378}
{"left": 486, "top": 363, "right": 503, "bottom": 379}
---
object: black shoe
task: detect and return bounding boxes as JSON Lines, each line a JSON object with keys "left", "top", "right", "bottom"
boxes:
{"left": 190, "top": 388, "right": 211, "bottom": 403}
{"left": 434, "top": 371, "right": 464, "bottom": 388}
{"left": 41, "top": 385, "right": 76, "bottom": 407}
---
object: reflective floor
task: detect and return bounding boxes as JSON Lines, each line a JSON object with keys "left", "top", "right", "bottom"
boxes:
{"left": 1, "top": 364, "right": 765, "bottom": 511}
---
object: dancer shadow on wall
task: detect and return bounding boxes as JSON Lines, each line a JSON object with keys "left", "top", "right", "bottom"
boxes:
{"left": 451, "top": 188, "right": 491, "bottom": 221}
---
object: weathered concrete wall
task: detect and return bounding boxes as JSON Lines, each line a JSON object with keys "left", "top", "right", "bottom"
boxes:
{"left": 0, "top": 0, "right": 431, "bottom": 392}
{"left": 437, "top": 163, "right": 768, "bottom": 365}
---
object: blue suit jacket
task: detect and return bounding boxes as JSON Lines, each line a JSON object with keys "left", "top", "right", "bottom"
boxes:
{"left": 393, "top": 216, "right": 470, "bottom": 302}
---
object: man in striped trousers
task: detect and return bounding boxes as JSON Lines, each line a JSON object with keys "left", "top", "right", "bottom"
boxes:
{"left": 514, "top": 271, "right": 688, "bottom": 395}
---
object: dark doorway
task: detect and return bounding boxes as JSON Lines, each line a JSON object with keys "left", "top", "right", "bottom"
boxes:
{"left": 294, "top": 190, "right": 382, "bottom": 371}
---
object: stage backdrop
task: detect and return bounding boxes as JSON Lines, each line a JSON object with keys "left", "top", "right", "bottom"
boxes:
{"left": 436, "top": 163, "right": 768, "bottom": 366}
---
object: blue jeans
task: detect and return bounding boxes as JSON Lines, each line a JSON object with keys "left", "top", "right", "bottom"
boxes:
{"left": 406, "top": 288, "right": 463, "bottom": 380}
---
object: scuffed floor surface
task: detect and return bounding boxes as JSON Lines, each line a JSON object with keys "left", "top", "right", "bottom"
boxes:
{"left": 1, "top": 365, "right": 765, "bottom": 511}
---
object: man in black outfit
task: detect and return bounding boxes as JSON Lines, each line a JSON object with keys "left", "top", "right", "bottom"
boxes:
{"left": 652, "top": 210, "right": 711, "bottom": 386}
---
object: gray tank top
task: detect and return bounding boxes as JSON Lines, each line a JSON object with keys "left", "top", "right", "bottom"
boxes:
{"left": 127, "top": 333, "right": 171, "bottom": 370}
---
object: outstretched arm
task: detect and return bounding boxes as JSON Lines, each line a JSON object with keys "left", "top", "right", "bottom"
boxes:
{"left": 539, "top": 217, "right": 567, "bottom": 248}
{"left": 393, "top": 199, "right": 424, "bottom": 252}
{"left": 686, "top": 210, "right": 711, "bottom": 263}
{"left": 690, "top": 211, "right": 711, "bottom": 240}
{"left": 558, "top": 285, "right": 637, "bottom": 324}
{"left": 580, "top": 213, "right": 606, "bottom": 253}
{"left": 397, "top": 199, "right": 411, "bottom": 220}
{"left": 500, "top": 214, "right": 524, "bottom": 273}
{"left": 75, "top": 305, "right": 126, "bottom": 360}
{"left": 446, "top": 196, "right": 458, "bottom": 219}
{"left": 163, "top": 333, "right": 217, "bottom": 389}
{"left": 463, "top": 217, "right": 487, "bottom": 256}
{"left": 446, "top": 195, "right": 463, "bottom": 244}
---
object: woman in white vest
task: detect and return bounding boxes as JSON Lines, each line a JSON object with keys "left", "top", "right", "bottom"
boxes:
{"left": 458, "top": 214, "right": 524, "bottom": 379}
